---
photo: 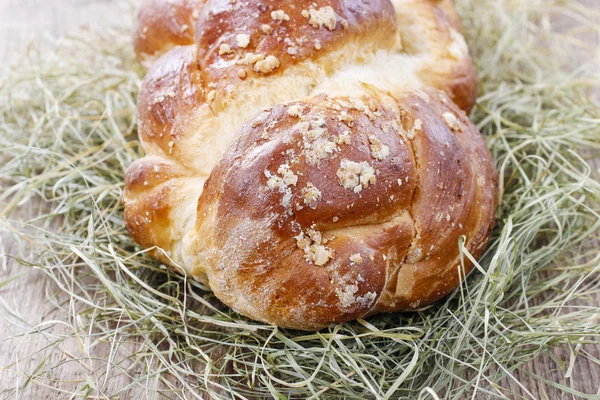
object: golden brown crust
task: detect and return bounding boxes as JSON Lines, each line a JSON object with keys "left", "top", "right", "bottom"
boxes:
{"left": 194, "top": 95, "right": 417, "bottom": 328}
{"left": 190, "top": 89, "right": 496, "bottom": 329}
{"left": 393, "top": 0, "right": 478, "bottom": 112}
{"left": 134, "top": 0, "right": 206, "bottom": 65}
{"left": 194, "top": 0, "right": 396, "bottom": 84}
{"left": 429, "top": 4, "right": 478, "bottom": 112}
{"left": 137, "top": 45, "right": 205, "bottom": 158}
{"left": 123, "top": 156, "right": 205, "bottom": 267}
{"left": 373, "top": 88, "right": 497, "bottom": 311}
{"left": 124, "top": 0, "right": 497, "bottom": 330}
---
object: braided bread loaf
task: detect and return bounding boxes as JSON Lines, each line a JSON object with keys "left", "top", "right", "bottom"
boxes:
{"left": 124, "top": 0, "right": 498, "bottom": 330}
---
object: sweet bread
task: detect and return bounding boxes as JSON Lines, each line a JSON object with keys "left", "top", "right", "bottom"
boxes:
{"left": 124, "top": 0, "right": 498, "bottom": 330}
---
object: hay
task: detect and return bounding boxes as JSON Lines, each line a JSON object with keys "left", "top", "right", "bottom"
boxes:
{"left": 1, "top": 0, "right": 599, "bottom": 398}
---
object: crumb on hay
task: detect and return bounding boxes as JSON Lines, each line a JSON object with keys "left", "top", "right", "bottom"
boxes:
{"left": 261, "top": 24, "right": 273, "bottom": 34}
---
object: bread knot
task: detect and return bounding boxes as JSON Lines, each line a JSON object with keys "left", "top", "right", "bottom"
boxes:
{"left": 124, "top": 0, "right": 497, "bottom": 330}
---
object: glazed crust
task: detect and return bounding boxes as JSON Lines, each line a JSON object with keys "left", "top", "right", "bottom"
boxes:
{"left": 134, "top": 0, "right": 205, "bottom": 66}
{"left": 124, "top": 0, "right": 498, "bottom": 330}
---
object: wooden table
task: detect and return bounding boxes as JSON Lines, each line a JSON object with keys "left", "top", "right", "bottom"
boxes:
{"left": 1, "top": 1, "right": 599, "bottom": 398}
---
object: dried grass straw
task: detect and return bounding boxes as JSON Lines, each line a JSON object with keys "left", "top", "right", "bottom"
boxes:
{"left": 1, "top": 0, "right": 599, "bottom": 398}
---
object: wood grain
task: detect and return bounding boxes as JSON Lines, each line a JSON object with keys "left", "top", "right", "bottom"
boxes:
{"left": 0, "top": 0, "right": 598, "bottom": 398}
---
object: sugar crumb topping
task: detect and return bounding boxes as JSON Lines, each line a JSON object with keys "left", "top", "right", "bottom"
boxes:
{"left": 301, "top": 183, "right": 322, "bottom": 209}
{"left": 407, "top": 118, "right": 422, "bottom": 140}
{"left": 336, "top": 284, "right": 359, "bottom": 308}
{"left": 295, "top": 229, "right": 333, "bottom": 266}
{"left": 368, "top": 136, "right": 390, "bottom": 160}
{"left": 265, "top": 164, "right": 298, "bottom": 208}
{"left": 271, "top": 9, "right": 290, "bottom": 21}
{"left": 300, "top": 115, "right": 340, "bottom": 165}
{"left": 442, "top": 112, "right": 463, "bottom": 132}
{"left": 287, "top": 105, "right": 303, "bottom": 118}
{"left": 313, "top": 246, "right": 331, "bottom": 266}
{"left": 333, "top": 278, "right": 377, "bottom": 309}
{"left": 277, "top": 164, "right": 298, "bottom": 186}
{"left": 349, "top": 254, "right": 363, "bottom": 264}
{"left": 335, "top": 131, "right": 351, "bottom": 145}
{"left": 337, "top": 159, "right": 376, "bottom": 193}
{"left": 308, "top": 6, "right": 338, "bottom": 31}
{"left": 219, "top": 43, "right": 233, "bottom": 55}
{"left": 356, "top": 292, "right": 377, "bottom": 308}
{"left": 254, "top": 55, "right": 280, "bottom": 73}
{"left": 237, "top": 52, "right": 264, "bottom": 66}
{"left": 337, "top": 111, "right": 354, "bottom": 124}
{"left": 236, "top": 33, "right": 250, "bottom": 48}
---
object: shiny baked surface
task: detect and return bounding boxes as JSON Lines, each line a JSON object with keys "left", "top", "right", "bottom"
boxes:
{"left": 124, "top": 0, "right": 497, "bottom": 330}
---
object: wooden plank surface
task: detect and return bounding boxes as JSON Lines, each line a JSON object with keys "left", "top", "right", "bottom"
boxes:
{"left": 0, "top": 0, "right": 598, "bottom": 398}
